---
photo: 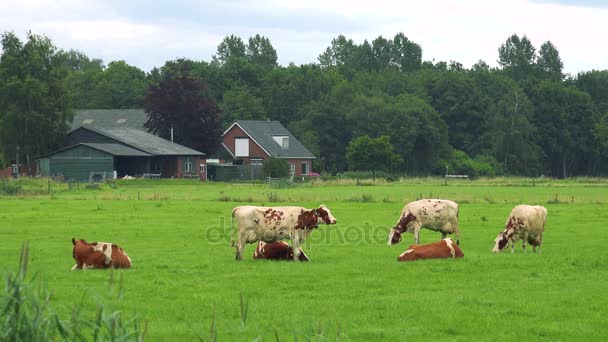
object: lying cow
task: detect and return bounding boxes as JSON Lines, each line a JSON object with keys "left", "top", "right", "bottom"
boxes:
{"left": 253, "top": 241, "right": 310, "bottom": 261}
{"left": 232, "top": 204, "right": 336, "bottom": 261}
{"left": 398, "top": 238, "right": 464, "bottom": 262}
{"left": 388, "top": 199, "right": 461, "bottom": 246}
{"left": 71, "top": 238, "right": 132, "bottom": 270}
{"left": 492, "top": 205, "right": 547, "bottom": 254}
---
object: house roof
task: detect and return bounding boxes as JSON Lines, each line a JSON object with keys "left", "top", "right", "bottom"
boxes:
{"left": 228, "top": 120, "right": 315, "bottom": 159}
{"left": 72, "top": 126, "right": 205, "bottom": 156}
{"left": 37, "top": 142, "right": 152, "bottom": 158}
{"left": 71, "top": 109, "right": 147, "bottom": 131}
{"left": 80, "top": 143, "right": 152, "bottom": 156}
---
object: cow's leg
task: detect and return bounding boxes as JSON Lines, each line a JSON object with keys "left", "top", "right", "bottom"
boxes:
{"left": 441, "top": 232, "right": 447, "bottom": 240}
{"left": 235, "top": 231, "right": 247, "bottom": 261}
{"left": 522, "top": 233, "right": 528, "bottom": 254}
{"left": 414, "top": 228, "right": 421, "bottom": 244}
{"left": 453, "top": 223, "right": 461, "bottom": 245}
{"left": 290, "top": 233, "right": 301, "bottom": 262}
{"left": 510, "top": 240, "right": 514, "bottom": 254}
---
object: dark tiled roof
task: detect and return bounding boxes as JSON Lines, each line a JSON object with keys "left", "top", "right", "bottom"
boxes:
{"left": 234, "top": 120, "right": 315, "bottom": 159}
{"left": 71, "top": 109, "right": 147, "bottom": 131}
{"left": 80, "top": 126, "right": 204, "bottom": 156}
{"left": 80, "top": 143, "right": 152, "bottom": 156}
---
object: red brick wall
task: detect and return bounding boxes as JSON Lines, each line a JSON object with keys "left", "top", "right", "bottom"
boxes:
{"left": 223, "top": 124, "right": 269, "bottom": 164}
{"left": 287, "top": 159, "right": 313, "bottom": 177}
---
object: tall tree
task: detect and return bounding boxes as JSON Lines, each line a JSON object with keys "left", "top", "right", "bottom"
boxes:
{"left": 0, "top": 31, "right": 72, "bottom": 170}
{"left": 318, "top": 35, "right": 356, "bottom": 68}
{"left": 391, "top": 32, "right": 422, "bottom": 72}
{"left": 536, "top": 41, "right": 563, "bottom": 81}
{"left": 144, "top": 75, "right": 222, "bottom": 154}
{"left": 212, "top": 35, "right": 246, "bottom": 66}
{"left": 220, "top": 85, "right": 267, "bottom": 127}
{"left": 498, "top": 34, "right": 536, "bottom": 82}
{"left": 246, "top": 34, "right": 278, "bottom": 69}
{"left": 346, "top": 135, "right": 402, "bottom": 180}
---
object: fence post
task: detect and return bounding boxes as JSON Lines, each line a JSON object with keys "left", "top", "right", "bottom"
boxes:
{"left": 19, "top": 179, "right": 22, "bottom": 195}
{"left": 48, "top": 180, "right": 51, "bottom": 194}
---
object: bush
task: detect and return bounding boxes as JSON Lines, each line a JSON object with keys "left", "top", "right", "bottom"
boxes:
{"left": 262, "top": 157, "right": 289, "bottom": 178}
{"left": 435, "top": 150, "right": 503, "bottom": 178}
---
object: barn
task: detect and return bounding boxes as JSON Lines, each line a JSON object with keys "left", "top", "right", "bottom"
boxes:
{"left": 221, "top": 120, "right": 316, "bottom": 177}
{"left": 37, "top": 109, "right": 206, "bottom": 182}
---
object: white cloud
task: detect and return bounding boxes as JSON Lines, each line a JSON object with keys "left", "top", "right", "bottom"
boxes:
{"left": 1, "top": 0, "right": 607, "bottom": 74}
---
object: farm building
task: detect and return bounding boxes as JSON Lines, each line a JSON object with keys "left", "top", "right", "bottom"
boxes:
{"left": 37, "top": 109, "right": 206, "bottom": 182}
{"left": 221, "top": 120, "right": 316, "bottom": 177}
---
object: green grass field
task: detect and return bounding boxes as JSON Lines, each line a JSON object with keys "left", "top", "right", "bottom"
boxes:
{"left": 1, "top": 178, "right": 607, "bottom": 341}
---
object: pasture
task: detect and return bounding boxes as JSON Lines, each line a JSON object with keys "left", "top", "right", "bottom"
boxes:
{"left": 1, "top": 178, "right": 607, "bottom": 341}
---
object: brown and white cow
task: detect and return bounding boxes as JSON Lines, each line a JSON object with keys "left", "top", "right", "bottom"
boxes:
{"left": 253, "top": 241, "right": 310, "bottom": 261}
{"left": 492, "top": 205, "right": 547, "bottom": 254}
{"left": 232, "top": 204, "right": 336, "bottom": 261}
{"left": 71, "top": 238, "right": 132, "bottom": 270}
{"left": 388, "top": 199, "right": 460, "bottom": 246}
{"left": 397, "top": 238, "right": 464, "bottom": 262}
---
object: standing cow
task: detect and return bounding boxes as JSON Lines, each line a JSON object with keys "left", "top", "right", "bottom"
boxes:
{"left": 388, "top": 199, "right": 460, "bottom": 246}
{"left": 232, "top": 204, "right": 336, "bottom": 261}
{"left": 492, "top": 204, "right": 547, "bottom": 253}
{"left": 71, "top": 238, "right": 132, "bottom": 269}
{"left": 397, "top": 238, "right": 464, "bottom": 262}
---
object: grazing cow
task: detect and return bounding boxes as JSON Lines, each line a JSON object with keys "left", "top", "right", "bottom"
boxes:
{"left": 71, "top": 238, "right": 132, "bottom": 270}
{"left": 492, "top": 205, "right": 547, "bottom": 254}
{"left": 253, "top": 241, "right": 310, "bottom": 261}
{"left": 388, "top": 199, "right": 460, "bottom": 246}
{"left": 397, "top": 238, "right": 464, "bottom": 262}
{"left": 232, "top": 204, "right": 336, "bottom": 261}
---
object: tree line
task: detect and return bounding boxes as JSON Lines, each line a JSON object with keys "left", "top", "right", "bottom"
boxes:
{"left": 1, "top": 30, "right": 607, "bottom": 178}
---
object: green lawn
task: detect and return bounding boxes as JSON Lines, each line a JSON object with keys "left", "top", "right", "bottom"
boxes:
{"left": 1, "top": 178, "right": 607, "bottom": 341}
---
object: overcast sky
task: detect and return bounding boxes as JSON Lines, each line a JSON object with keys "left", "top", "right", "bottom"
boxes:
{"left": 1, "top": 0, "right": 606, "bottom": 75}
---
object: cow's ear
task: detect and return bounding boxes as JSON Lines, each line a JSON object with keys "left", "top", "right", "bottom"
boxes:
{"left": 72, "top": 238, "right": 76, "bottom": 245}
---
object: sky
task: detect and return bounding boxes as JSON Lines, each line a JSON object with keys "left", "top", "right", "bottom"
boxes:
{"left": 1, "top": 0, "right": 606, "bottom": 75}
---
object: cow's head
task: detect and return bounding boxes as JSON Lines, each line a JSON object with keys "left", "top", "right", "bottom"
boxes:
{"left": 492, "top": 232, "right": 509, "bottom": 253}
{"left": 387, "top": 212, "right": 416, "bottom": 245}
{"left": 71, "top": 238, "right": 97, "bottom": 269}
{"left": 315, "top": 204, "right": 336, "bottom": 224}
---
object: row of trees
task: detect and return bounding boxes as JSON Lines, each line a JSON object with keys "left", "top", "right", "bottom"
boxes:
{"left": 1, "top": 30, "right": 607, "bottom": 177}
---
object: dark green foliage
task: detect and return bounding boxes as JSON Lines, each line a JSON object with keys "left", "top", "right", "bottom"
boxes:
{"left": 13, "top": 29, "right": 608, "bottom": 177}
{"left": 0, "top": 32, "right": 73, "bottom": 169}
{"left": 262, "top": 157, "right": 289, "bottom": 178}
{"left": 346, "top": 135, "right": 402, "bottom": 180}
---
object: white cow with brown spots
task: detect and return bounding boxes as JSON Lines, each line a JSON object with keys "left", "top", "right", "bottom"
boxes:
{"left": 232, "top": 205, "right": 337, "bottom": 261}
{"left": 492, "top": 204, "right": 547, "bottom": 254}
{"left": 388, "top": 199, "right": 460, "bottom": 246}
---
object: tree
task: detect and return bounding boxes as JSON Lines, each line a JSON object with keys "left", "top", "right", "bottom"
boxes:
{"left": 318, "top": 35, "right": 356, "bottom": 68}
{"left": 498, "top": 34, "right": 536, "bottom": 82}
{"left": 391, "top": 33, "right": 422, "bottom": 72}
{"left": 246, "top": 34, "right": 278, "bottom": 69}
{"left": 263, "top": 157, "right": 289, "bottom": 178}
{"left": 220, "top": 85, "right": 267, "bottom": 127}
{"left": 144, "top": 75, "right": 222, "bottom": 154}
{"left": 99, "top": 61, "right": 148, "bottom": 108}
{"left": 212, "top": 35, "right": 246, "bottom": 66}
{"left": 346, "top": 135, "right": 402, "bottom": 180}
{"left": 0, "top": 31, "right": 72, "bottom": 170}
{"left": 536, "top": 41, "right": 563, "bottom": 81}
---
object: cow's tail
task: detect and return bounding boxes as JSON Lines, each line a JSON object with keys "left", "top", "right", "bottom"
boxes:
{"left": 230, "top": 207, "right": 238, "bottom": 247}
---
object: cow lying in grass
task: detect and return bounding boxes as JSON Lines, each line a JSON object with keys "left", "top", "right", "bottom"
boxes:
{"left": 71, "top": 238, "right": 132, "bottom": 269}
{"left": 397, "top": 238, "right": 464, "bottom": 262}
{"left": 253, "top": 241, "right": 310, "bottom": 261}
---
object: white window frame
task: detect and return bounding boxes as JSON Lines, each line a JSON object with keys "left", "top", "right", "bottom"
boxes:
{"left": 235, "top": 137, "right": 249, "bottom": 157}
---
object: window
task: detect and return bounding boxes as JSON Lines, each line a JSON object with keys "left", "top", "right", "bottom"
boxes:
{"left": 184, "top": 157, "right": 193, "bottom": 173}
{"left": 272, "top": 135, "right": 289, "bottom": 149}
{"left": 251, "top": 158, "right": 263, "bottom": 166}
{"left": 235, "top": 138, "right": 249, "bottom": 157}
{"left": 301, "top": 162, "right": 309, "bottom": 175}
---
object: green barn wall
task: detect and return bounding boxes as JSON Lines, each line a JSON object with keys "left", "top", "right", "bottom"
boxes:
{"left": 49, "top": 145, "right": 114, "bottom": 182}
